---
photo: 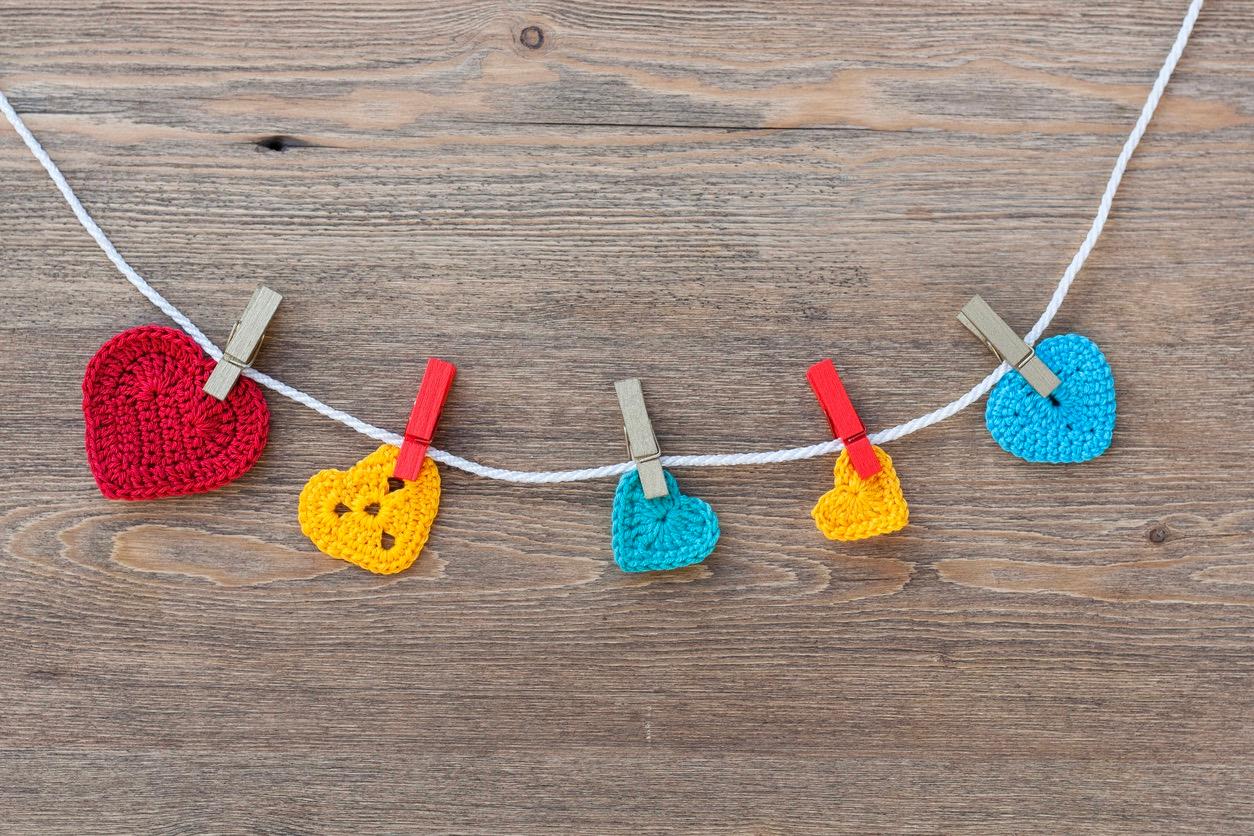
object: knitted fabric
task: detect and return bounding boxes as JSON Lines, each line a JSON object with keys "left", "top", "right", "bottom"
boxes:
{"left": 82, "top": 325, "right": 269, "bottom": 500}
{"left": 298, "top": 444, "right": 440, "bottom": 575}
{"left": 812, "top": 445, "right": 909, "bottom": 541}
{"left": 985, "top": 333, "right": 1116, "bottom": 463}
{"left": 611, "top": 469, "right": 719, "bottom": 573}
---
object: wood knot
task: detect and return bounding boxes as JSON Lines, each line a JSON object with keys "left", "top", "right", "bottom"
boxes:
{"left": 255, "top": 135, "right": 309, "bottom": 153}
{"left": 519, "top": 25, "right": 545, "bottom": 50}
{"left": 1147, "top": 524, "right": 1169, "bottom": 544}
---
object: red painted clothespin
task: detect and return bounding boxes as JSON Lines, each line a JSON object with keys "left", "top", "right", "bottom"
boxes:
{"left": 394, "top": 357, "right": 457, "bottom": 481}
{"left": 807, "top": 358, "right": 881, "bottom": 480}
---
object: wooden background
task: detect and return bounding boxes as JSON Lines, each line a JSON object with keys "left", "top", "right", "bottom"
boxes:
{"left": 2, "top": 1, "right": 1252, "bottom": 832}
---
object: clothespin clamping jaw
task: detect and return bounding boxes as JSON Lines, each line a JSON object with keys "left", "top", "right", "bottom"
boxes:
{"left": 394, "top": 357, "right": 457, "bottom": 481}
{"left": 807, "top": 358, "right": 882, "bottom": 480}
{"left": 957, "top": 295, "right": 1060, "bottom": 398}
{"left": 615, "top": 378, "right": 668, "bottom": 499}
{"left": 203, "top": 285, "right": 282, "bottom": 400}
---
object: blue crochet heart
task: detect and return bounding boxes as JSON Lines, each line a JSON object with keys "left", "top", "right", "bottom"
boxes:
{"left": 985, "top": 333, "right": 1115, "bottom": 463}
{"left": 611, "top": 469, "right": 720, "bottom": 573}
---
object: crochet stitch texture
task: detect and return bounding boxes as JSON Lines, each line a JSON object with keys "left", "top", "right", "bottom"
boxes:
{"left": 82, "top": 325, "right": 269, "bottom": 500}
{"left": 812, "top": 445, "right": 909, "bottom": 541}
{"left": 985, "top": 333, "right": 1116, "bottom": 463}
{"left": 298, "top": 444, "right": 441, "bottom": 575}
{"left": 611, "top": 469, "right": 720, "bottom": 573}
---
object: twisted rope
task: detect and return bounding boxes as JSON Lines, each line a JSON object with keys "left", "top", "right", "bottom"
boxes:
{"left": 0, "top": 0, "right": 1203, "bottom": 482}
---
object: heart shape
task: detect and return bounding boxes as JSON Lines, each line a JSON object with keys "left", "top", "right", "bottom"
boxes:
{"left": 82, "top": 325, "right": 270, "bottom": 500}
{"left": 611, "top": 469, "right": 719, "bottom": 573}
{"left": 985, "top": 333, "right": 1115, "bottom": 463}
{"left": 812, "top": 445, "right": 909, "bottom": 541}
{"left": 298, "top": 444, "right": 441, "bottom": 575}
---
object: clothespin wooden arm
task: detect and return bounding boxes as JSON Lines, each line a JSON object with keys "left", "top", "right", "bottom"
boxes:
{"left": 807, "top": 358, "right": 882, "bottom": 480}
{"left": 957, "top": 295, "right": 1061, "bottom": 397}
{"left": 394, "top": 358, "right": 457, "bottom": 481}
{"left": 203, "top": 285, "right": 282, "bottom": 400}
{"left": 615, "top": 378, "right": 669, "bottom": 500}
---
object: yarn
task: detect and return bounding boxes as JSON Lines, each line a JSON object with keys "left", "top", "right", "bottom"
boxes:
{"left": 812, "top": 445, "right": 909, "bottom": 541}
{"left": 82, "top": 325, "right": 269, "bottom": 500}
{"left": 985, "top": 333, "right": 1115, "bottom": 463}
{"left": 611, "top": 469, "right": 719, "bottom": 573}
{"left": 0, "top": 0, "right": 1204, "bottom": 483}
{"left": 298, "top": 444, "right": 441, "bottom": 575}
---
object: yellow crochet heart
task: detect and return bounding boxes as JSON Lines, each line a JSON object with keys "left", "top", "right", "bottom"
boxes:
{"left": 298, "top": 444, "right": 441, "bottom": 575}
{"left": 812, "top": 445, "right": 908, "bottom": 541}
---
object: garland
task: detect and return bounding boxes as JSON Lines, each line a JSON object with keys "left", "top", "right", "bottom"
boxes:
{"left": 0, "top": 0, "right": 1203, "bottom": 575}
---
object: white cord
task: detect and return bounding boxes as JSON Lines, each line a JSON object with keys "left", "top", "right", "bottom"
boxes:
{"left": 0, "top": 0, "right": 1203, "bottom": 484}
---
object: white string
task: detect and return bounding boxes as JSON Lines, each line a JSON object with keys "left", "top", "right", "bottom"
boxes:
{"left": 0, "top": 0, "right": 1203, "bottom": 484}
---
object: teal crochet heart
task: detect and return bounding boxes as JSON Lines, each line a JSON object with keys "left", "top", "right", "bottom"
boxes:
{"left": 611, "top": 469, "right": 720, "bottom": 572}
{"left": 985, "top": 333, "right": 1115, "bottom": 463}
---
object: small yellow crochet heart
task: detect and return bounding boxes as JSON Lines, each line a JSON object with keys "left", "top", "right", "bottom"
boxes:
{"left": 812, "top": 445, "right": 908, "bottom": 541}
{"left": 298, "top": 444, "right": 441, "bottom": 575}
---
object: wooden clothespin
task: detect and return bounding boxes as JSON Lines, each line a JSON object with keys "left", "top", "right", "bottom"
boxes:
{"left": 807, "top": 358, "right": 882, "bottom": 480}
{"left": 394, "top": 357, "right": 457, "bottom": 481}
{"left": 615, "top": 378, "right": 668, "bottom": 499}
{"left": 957, "top": 295, "right": 1060, "bottom": 397}
{"left": 203, "top": 285, "right": 282, "bottom": 400}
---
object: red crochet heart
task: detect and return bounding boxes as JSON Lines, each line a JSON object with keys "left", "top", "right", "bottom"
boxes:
{"left": 82, "top": 325, "right": 270, "bottom": 500}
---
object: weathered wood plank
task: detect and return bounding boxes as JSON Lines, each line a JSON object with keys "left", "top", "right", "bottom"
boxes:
{"left": 1, "top": 1, "right": 1252, "bottom": 832}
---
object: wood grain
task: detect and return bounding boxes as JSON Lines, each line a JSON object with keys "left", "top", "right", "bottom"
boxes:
{"left": 2, "top": 1, "right": 1253, "bottom": 832}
